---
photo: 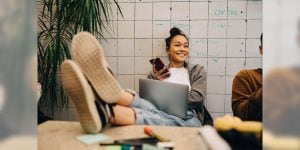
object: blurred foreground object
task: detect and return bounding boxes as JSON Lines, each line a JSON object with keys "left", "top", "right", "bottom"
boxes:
{"left": 264, "top": 130, "right": 300, "bottom": 150}
{"left": 0, "top": 0, "right": 37, "bottom": 149}
{"left": 264, "top": 68, "right": 300, "bottom": 136}
{"left": 264, "top": 0, "right": 300, "bottom": 148}
{"left": 214, "top": 115, "right": 262, "bottom": 150}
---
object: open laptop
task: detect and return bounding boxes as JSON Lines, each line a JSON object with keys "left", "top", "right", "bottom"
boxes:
{"left": 139, "top": 79, "right": 189, "bottom": 119}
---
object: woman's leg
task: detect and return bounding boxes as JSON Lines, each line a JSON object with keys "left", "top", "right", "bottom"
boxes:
{"left": 115, "top": 90, "right": 158, "bottom": 111}
{"left": 133, "top": 107, "right": 201, "bottom": 127}
{"left": 111, "top": 105, "right": 135, "bottom": 125}
{"left": 130, "top": 96, "right": 159, "bottom": 110}
{"left": 115, "top": 90, "right": 134, "bottom": 106}
{"left": 128, "top": 97, "right": 201, "bottom": 127}
{"left": 96, "top": 94, "right": 201, "bottom": 127}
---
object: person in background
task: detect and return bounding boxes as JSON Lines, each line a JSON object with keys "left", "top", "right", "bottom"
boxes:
{"left": 231, "top": 34, "right": 263, "bottom": 121}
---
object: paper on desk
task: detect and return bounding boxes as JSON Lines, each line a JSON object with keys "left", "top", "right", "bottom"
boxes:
{"left": 104, "top": 145, "right": 121, "bottom": 150}
{"left": 76, "top": 134, "right": 110, "bottom": 145}
{"left": 199, "top": 126, "right": 231, "bottom": 150}
{"left": 142, "top": 144, "right": 164, "bottom": 150}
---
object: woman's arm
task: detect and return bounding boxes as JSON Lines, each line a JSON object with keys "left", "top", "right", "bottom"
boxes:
{"left": 188, "top": 65, "right": 207, "bottom": 108}
{"left": 147, "top": 70, "right": 155, "bottom": 79}
{"left": 232, "top": 70, "right": 262, "bottom": 121}
{"left": 147, "top": 66, "right": 170, "bottom": 80}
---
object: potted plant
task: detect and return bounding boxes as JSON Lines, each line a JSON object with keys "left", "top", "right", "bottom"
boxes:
{"left": 37, "top": 0, "right": 122, "bottom": 120}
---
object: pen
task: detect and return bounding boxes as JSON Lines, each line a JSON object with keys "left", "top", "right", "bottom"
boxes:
{"left": 144, "top": 127, "right": 169, "bottom": 142}
{"left": 100, "top": 143, "right": 137, "bottom": 150}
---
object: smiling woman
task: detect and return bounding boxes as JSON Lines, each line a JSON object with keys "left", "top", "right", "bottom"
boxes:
{"left": 60, "top": 29, "right": 208, "bottom": 134}
{"left": 151, "top": 28, "right": 190, "bottom": 81}
{"left": 148, "top": 27, "right": 209, "bottom": 124}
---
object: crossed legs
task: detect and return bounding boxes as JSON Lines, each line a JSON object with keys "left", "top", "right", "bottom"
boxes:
{"left": 61, "top": 32, "right": 138, "bottom": 133}
{"left": 61, "top": 32, "right": 201, "bottom": 134}
{"left": 111, "top": 91, "right": 136, "bottom": 125}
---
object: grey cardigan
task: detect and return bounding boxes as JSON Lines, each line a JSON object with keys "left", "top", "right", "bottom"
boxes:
{"left": 147, "top": 64, "right": 207, "bottom": 123}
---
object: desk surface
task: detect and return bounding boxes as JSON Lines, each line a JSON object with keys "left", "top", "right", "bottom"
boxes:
{"left": 38, "top": 121, "right": 208, "bottom": 150}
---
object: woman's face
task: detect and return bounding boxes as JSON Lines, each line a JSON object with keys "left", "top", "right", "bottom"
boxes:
{"left": 167, "top": 35, "right": 189, "bottom": 64}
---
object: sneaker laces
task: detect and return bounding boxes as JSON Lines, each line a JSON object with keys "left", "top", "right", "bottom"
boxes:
{"left": 94, "top": 100, "right": 109, "bottom": 127}
{"left": 108, "top": 103, "right": 116, "bottom": 118}
{"left": 94, "top": 93, "right": 117, "bottom": 126}
{"left": 86, "top": 68, "right": 117, "bottom": 126}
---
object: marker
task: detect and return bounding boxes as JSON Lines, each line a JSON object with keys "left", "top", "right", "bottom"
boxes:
{"left": 144, "top": 127, "right": 169, "bottom": 142}
{"left": 157, "top": 142, "right": 175, "bottom": 149}
{"left": 100, "top": 143, "right": 138, "bottom": 149}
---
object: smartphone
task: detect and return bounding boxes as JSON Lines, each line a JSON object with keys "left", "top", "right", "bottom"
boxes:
{"left": 149, "top": 57, "right": 165, "bottom": 71}
{"left": 149, "top": 58, "right": 170, "bottom": 77}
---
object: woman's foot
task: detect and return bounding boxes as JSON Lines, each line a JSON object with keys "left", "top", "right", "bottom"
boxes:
{"left": 61, "top": 60, "right": 102, "bottom": 133}
{"left": 71, "top": 32, "right": 122, "bottom": 104}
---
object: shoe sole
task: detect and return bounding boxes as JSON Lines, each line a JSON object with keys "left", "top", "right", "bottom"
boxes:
{"left": 61, "top": 60, "right": 101, "bottom": 133}
{"left": 71, "top": 32, "right": 121, "bottom": 104}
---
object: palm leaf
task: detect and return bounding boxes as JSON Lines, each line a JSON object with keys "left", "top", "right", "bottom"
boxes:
{"left": 37, "top": 0, "right": 123, "bottom": 117}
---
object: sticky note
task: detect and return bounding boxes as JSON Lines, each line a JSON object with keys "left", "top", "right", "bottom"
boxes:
{"left": 104, "top": 145, "right": 121, "bottom": 150}
{"left": 76, "top": 134, "right": 109, "bottom": 145}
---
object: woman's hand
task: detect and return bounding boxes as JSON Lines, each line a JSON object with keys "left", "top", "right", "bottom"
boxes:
{"left": 153, "top": 65, "right": 170, "bottom": 80}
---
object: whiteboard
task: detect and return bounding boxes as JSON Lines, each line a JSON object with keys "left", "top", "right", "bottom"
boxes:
{"left": 101, "top": 0, "right": 263, "bottom": 118}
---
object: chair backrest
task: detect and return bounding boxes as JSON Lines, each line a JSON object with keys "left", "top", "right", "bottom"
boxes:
{"left": 203, "top": 106, "right": 213, "bottom": 125}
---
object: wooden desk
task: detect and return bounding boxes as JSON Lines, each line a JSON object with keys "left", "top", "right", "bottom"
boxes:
{"left": 38, "top": 121, "right": 208, "bottom": 150}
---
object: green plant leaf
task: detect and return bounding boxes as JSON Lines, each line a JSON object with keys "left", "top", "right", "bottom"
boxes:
{"left": 37, "top": 0, "right": 123, "bottom": 118}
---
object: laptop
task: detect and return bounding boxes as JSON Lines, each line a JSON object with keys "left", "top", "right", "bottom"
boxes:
{"left": 139, "top": 79, "right": 189, "bottom": 119}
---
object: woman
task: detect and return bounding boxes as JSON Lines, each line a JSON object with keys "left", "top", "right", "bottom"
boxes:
{"left": 61, "top": 28, "right": 207, "bottom": 133}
